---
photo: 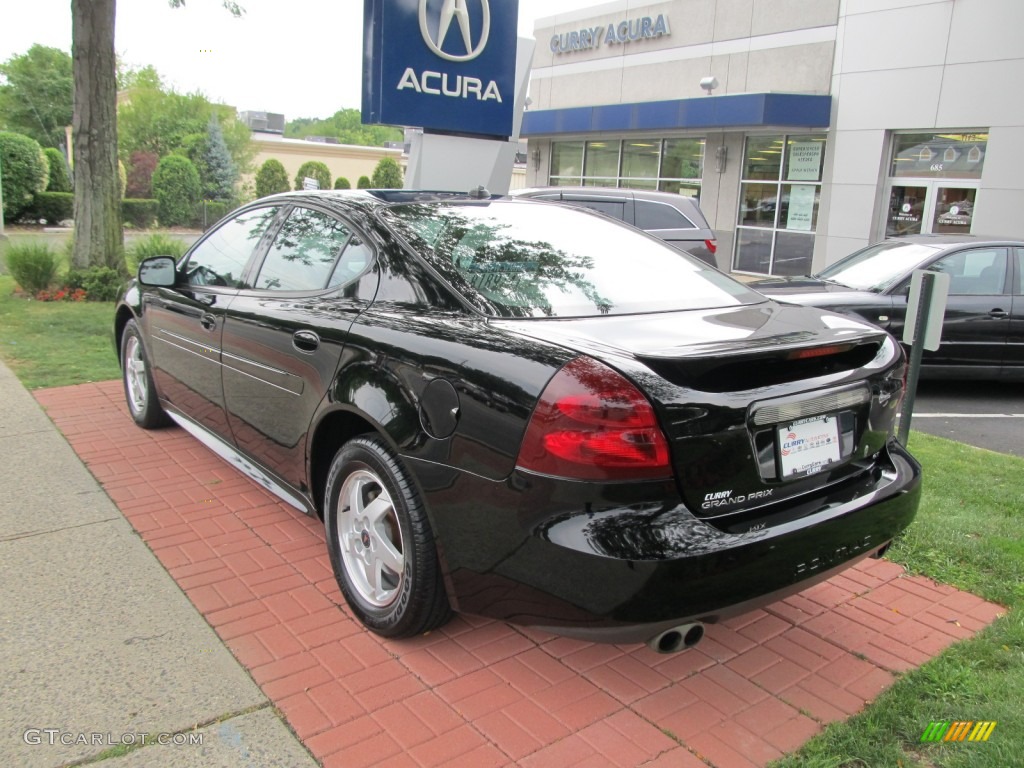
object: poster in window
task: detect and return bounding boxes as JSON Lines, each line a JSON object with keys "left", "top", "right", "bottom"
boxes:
{"left": 788, "top": 142, "right": 823, "bottom": 181}
{"left": 786, "top": 185, "right": 816, "bottom": 231}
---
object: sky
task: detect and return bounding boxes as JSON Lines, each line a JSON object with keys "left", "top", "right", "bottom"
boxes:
{"left": 0, "top": 0, "right": 597, "bottom": 121}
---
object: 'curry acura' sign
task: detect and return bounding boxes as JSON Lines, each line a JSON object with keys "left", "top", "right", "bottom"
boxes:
{"left": 363, "top": 0, "right": 519, "bottom": 138}
{"left": 550, "top": 14, "right": 670, "bottom": 54}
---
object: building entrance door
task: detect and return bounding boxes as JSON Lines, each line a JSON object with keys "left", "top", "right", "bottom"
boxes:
{"left": 884, "top": 181, "right": 978, "bottom": 237}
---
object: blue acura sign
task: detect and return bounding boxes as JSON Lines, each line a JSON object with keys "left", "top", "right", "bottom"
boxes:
{"left": 363, "top": 0, "right": 519, "bottom": 138}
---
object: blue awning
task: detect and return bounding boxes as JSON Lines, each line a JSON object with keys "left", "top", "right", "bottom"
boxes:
{"left": 521, "top": 93, "right": 831, "bottom": 136}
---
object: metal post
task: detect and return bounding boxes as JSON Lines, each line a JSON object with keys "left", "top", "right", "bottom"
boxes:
{"left": 897, "top": 273, "right": 937, "bottom": 445}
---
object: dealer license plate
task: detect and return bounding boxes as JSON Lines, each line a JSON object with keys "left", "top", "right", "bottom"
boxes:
{"left": 778, "top": 415, "right": 841, "bottom": 477}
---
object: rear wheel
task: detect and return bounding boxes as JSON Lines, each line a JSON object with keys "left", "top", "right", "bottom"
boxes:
{"left": 121, "top": 319, "right": 170, "bottom": 429}
{"left": 324, "top": 435, "right": 451, "bottom": 637}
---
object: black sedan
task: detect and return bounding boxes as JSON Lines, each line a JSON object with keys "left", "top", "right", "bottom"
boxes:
{"left": 753, "top": 235, "right": 1024, "bottom": 380}
{"left": 115, "top": 191, "right": 920, "bottom": 651}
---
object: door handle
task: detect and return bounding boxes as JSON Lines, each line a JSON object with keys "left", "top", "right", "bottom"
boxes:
{"left": 200, "top": 313, "right": 217, "bottom": 331}
{"left": 293, "top": 330, "right": 320, "bottom": 352}
{"left": 989, "top": 309, "right": 1008, "bottom": 318}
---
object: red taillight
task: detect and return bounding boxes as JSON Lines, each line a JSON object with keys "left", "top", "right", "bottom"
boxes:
{"left": 786, "top": 343, "right": 855, "bottom": 361}
{"left": 705, "top": 238, "right": 717, "bottom": 254}
{"left": 516, "top": 357, "right": 671, "bottom": 481}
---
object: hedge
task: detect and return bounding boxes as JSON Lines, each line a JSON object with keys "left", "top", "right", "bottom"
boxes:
{"left": 30, "top": 191, "right": 74, "bottom": 224}
{"left": 0, "top": 131, "right": 49, "bottom": 222}
{"left": 44, "top": 148, "right": 72, "bottom": 193}
{"left": 294, "top": 161, "right": 331, "bottom": 191}
{"left": 122, "top": 198, "right": 159, "bottom": 229}
{"left": 255, "top": 158, "right": 290, "bottom": 198}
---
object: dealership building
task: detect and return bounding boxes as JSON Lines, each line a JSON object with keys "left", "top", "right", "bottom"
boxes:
{"left": 521, "top": 0, "right": 1023, "bottom": 275}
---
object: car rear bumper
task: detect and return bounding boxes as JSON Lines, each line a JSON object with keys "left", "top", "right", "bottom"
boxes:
{"left": 412, "top": 440, "right": 921, "bottom": 642}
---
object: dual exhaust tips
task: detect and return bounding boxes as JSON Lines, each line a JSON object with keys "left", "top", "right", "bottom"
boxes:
{"left": 647, "top": 622, "right": 705, "bottom": 654}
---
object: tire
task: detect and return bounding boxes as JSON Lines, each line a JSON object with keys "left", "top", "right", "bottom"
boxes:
{"left": 121, "top": 319, "right": 170, "bottom": 429}
{"left": 324, "top": 435, "right": 451, "bottom": 638}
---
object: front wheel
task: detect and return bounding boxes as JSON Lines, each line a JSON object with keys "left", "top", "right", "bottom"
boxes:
{"left": 324, "top": 436, "right": 451, "bottom": 638}
{"left": 121, "top": 319, "right": 170, "bottom": 429}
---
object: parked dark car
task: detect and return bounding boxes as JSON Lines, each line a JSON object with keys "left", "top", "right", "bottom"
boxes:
{"left": 752, "top": 235, "right": 1024, "bottom": 380}
{"left": 115, "top": 190, "right": 920, "bottom": 650}
{"left": 511, "top": 186, "right": 719, "bottom": 266}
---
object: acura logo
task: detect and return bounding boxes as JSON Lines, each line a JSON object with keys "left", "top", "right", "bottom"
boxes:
{"left": 419, "top": 0, "right": 491, "bottom": 62}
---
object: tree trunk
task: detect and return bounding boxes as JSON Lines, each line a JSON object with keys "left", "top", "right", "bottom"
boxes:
{"left": 71, "top": 0, "right": 123, "bottom": 271}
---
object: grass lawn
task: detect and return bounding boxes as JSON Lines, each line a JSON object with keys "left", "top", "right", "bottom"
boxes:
{"left": 0, "top": 278, "right": 1018, "bottom": 766}
{"left": 772, "top": 434, "right": 1022, "bottom": 767}
{"left": 0, "top": 275, "right": 121, "bottom": 388}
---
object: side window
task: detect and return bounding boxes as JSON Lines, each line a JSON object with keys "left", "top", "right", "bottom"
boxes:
{"left": 184, "top": 206, "right": 279, "bottom": 287}
{"left": 635, "top": 200, "right": 696, "bottom": 230}
{"left": 932, "top": 248, "right": 1007, "bottom": 295}
{"left": 256, "top": 207, "right": 352, "bottom": 291}
{"left": 566, "top": 198, "right": 626, "bottom": 221}
{"left": 1016, "top": 248, "right": 1024, "bottom": 295}
{"left": 327, "top": 238, "right": 374, "bottom": 288}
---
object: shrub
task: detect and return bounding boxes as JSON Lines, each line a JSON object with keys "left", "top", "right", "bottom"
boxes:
{"left": 126, "top": 233, "right": 189, "bottom": 274}
{"left": 30, "top": 191, "right": 74, "bottom": 224}
{"left": 293, "top": 161, "right": 330, "bottom": 191}
{"left": 122, "top": 198, "right": 159, "bottom": 229}
{"left": 255, "top": 158, "right": 290, "bottom": 198}
{"left": 63, "top": 266, "right": 123, "bottom": 302}
{"left": 0, "top": 131, "right": 49, "bottom": 222}
{"left": 126, "top": 151, "right": 159, "bottom": 198}
{"left": 151, "top": 154, "right": 201, "bottom": 227}
{"left": 371, "top": 157, "right": 403, "bottom": 189}
{"left": 44, "top": 147, "right": 72, "bottom": 192}
{"left": 357, "top": 175, "right": 371, "bottom": 189}
{"left": 3, "top": 242, "right": 61, "bottom": 294}
{"left": 333, "top": 177, "right": 351, "bottom": 189}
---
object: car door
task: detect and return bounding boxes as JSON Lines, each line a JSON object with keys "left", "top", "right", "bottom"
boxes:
{"left": 888, "top": 247, "right": 1011, "bottom": 370}
{"left": 143, "top": 205, "right": 282, "bottom": 437}
{"left": 219, "top": 205, "right": 379, "bottom": 493}
{"left": 1007, "top": 247, "right": 1024, "bottom": 375}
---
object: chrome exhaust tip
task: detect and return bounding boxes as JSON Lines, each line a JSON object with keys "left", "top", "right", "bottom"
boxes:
{"left": 647, "top": 622, "right": 705, "bottom": 654}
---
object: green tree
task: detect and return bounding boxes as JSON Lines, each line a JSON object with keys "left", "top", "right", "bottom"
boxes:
{"left": 255, "top": 158, "right": 290, "bottom": 198}
{"left": 71, "top": 0, "right": 122, "bottom": 269}
{"left": 43, "top": 147, "right": 72, "bottom": 192}
{"left": 357, "top": 176, "right": 371, "bottom": 189}
{"left": 202, "top": 114, "right": 236, "bottom": 201}
{"left": 0, "top": 131, "right": 49, "bottom": 222}
{"left": 0, "top": 45, "right": 73, "bottom": 149}
{"left": 333, "top": 177, "right": 351, "bottom": 189}
{"left": 371, "top": 157, "right": 403, "bottom": 189}
{"left": 285, "top": 108, "right": 402, "bottom": 147}
{"left": 294, "top": 161, "right": 330, "bottom": 191}
{"left": 152, "top": 154, "right": 200, "bottom": 227}
{"left": 70, "top": 0, "right": 242, "bottom": 270}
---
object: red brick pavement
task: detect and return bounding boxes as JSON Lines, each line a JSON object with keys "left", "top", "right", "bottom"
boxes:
{"left": 35, "top": 381, "right": 1006, "bottom": 768}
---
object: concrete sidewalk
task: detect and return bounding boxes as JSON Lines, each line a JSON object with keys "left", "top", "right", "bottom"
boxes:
{"left": 0, "top": 360, "right": 316, "bottom": 768}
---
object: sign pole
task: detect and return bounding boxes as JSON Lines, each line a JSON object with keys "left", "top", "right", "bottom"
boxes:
{"left": 898, "top": 270, "right": 949, "bottom": 445}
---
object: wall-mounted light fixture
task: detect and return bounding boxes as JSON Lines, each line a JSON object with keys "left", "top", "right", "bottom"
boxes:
{"left": 715, "top": 145, "right": 728, "bottom": 173}
{"left": 700, "top": 76, "right": 719, "bottom": 95}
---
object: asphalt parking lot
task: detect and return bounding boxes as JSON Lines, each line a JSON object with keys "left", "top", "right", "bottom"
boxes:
{"left": 904, "top": 379, "right": 1024, "bottom": 457}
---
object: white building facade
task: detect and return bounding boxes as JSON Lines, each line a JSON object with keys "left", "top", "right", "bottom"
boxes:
{"left": 523, "top": 0, "right": 1024, "bottom": 274}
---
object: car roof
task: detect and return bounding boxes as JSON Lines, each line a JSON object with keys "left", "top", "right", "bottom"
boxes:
{"left": 884, "top": 234, "right": 1024, "bottom": 247}
{"left": 514, "top": 186, "right": 703, "bottom": 206}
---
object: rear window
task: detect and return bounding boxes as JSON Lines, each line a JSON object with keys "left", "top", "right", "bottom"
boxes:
{"left": 635, "top": 200, "right": 696, "bottom": 230}
{"left": 381, "top": 201, "right": 761, "bottom": 318}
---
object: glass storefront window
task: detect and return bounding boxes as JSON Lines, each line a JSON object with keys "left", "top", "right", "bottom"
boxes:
{"left": 621, "top": 139, "right": 660, "bottom": 182}
{"left": 584, "top": 141, "right": 620, "bottom": 178}
{"left": 550, "top": 141, "right": 584, "bottom": 184}
{"left": 890, "top": 132, "right": 987, "bottom": 179}
{"left": 734, "top": 133, "right": 826, "bottom": 275}
{"left": 662, "top": 139, "right": 703, "bottom": 180}
{"left": 547, "top": 138, "right": 704, "bottom": 196}
{"left": 742, "top": 137, "right": 784, "bottom": 180}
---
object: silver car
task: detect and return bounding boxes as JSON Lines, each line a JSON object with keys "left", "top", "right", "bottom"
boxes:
{"left": 512, "top": 186, "right": 718, "bottom": 266}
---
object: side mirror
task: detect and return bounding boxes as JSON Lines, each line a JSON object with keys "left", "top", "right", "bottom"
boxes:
{"left": 138, "top": 256, "right": 177, "bottom": 287}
